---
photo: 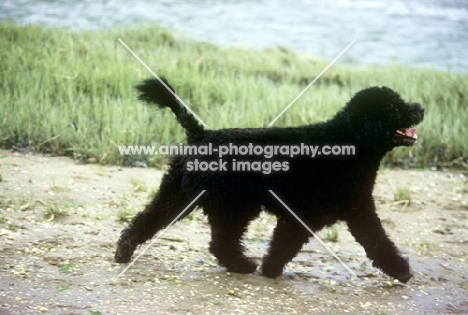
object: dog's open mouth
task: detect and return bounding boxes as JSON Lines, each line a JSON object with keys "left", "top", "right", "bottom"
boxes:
{"left": 395, "top": 128, "right": 418, "bottom": 144}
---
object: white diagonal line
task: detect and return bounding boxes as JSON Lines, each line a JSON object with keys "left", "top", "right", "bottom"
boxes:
{"left": 117, "top": 190, "right": 206, "bottom": 277}
{"left": 118, "top": 38, "right": 208, "bottom": 127}
{"left": 268, "top": 39, "right": 356, "bottom": 126}
{"left": 268, "top": 190, "right": 356, "bottom": 277}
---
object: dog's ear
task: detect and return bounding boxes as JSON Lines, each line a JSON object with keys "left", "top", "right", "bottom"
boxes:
{"left": 341, "top": 86, "right": 405, "bottom": 125}
{"left": 333, "top": 86, "right": 409, "bottom": 151}
{"left": 347, "top": 86, "right": 401, "bottom": 111}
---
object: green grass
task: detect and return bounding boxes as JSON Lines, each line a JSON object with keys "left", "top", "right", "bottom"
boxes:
{"left": 44, "top": 202, "right": 70, "bottom": 221}
{"left": 410, "top": 240, "right": 437, "bottom": 256}
{"left": 56, "top": 285, "right": 73, "bottom": 292}
{"left": 58, "top": 264, "right": 75, "bottom": 273}
{"left": 116, "top": 197, "right": 136, "bottom": 223}
{"left": 1, "top": 21, "right": 467, "bottom": 168}
{"left": 325, "top": 225, "right": 339, "bottom": 242}
{"left": 0, "top": 192, "right": 34, "bottom": 211}
{"left": 51, "top": 183, "right": 71, "bottom": 193}
{"left": 130, "top": 178, "right": 147, "bottom": 192}
{"left": 394, "top": 186, "right": 411, "bottom": 202}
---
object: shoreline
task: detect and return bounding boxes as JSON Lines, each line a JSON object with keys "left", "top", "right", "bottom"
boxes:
{"left": 1, "top": 22, "right": 467, "bottom": 168}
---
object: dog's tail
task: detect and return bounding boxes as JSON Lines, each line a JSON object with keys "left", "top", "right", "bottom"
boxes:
{"left": 136, "top": 77, "right": 204, "bottom": 143}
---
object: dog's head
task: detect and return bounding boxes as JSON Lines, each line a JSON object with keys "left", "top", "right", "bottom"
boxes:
{"left": 338, "top": 86, "right": 424, "bottom": 150}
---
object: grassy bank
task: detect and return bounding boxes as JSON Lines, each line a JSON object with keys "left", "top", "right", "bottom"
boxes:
{"left": 1, "top": 21, "right": 467, "bottom": 168}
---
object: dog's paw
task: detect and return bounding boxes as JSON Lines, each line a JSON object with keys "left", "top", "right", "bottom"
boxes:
{"left": 393, "top": 257, "right": 413, "bottom": 283}
{"left": 375, "top": 255, "right": 413, "bottom": 283}
{"left": 226, "top": 260, "right": 258, "bottom": 274}
{"left": 395, "top": 268, "right": 413, "bottom": 283}
{"left": 115, "top": 242, "right": 136, "bottom": 263}
{"left": 261, "top": 261, "right": 283, "bottom": 279}
{"left": 393, "top": 256, "right": 413, "bottom": 283}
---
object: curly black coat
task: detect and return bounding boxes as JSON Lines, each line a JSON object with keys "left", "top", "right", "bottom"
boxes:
{"left": 115, "top": 77, "right": 424, "bottom": 283}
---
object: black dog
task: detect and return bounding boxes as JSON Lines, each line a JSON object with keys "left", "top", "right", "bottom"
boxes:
{"left": 115, "top": 77, "right": 424, "bottom": 283}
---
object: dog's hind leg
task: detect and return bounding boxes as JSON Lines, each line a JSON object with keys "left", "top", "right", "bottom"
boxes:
{"left": 261, "top": 217, "right": 310, "bottom": 278}
{"left": 115, "top": 172, "right": 195, "bottom": 263}
{"left": 207, "top": 212, "right": 258, "bottom": 274}
{"left": 346, "top": 199, "right": 413, "bottom": 283}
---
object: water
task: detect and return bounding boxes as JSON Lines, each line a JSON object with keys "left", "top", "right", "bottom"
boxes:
{"left": 1, "top": 0, "right": 468, "bottom": 71}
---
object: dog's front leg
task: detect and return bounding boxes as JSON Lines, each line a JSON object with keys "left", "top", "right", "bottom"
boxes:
{"left": 262, "top": 217, "right": 310, "bottom": 278}
{"left": 346, "top": 201, "right": 413, "bottom": 283}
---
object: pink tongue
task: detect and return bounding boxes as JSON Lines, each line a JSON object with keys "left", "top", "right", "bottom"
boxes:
{"left": 399, "top": 128, "right": 417, "bottom": 137}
